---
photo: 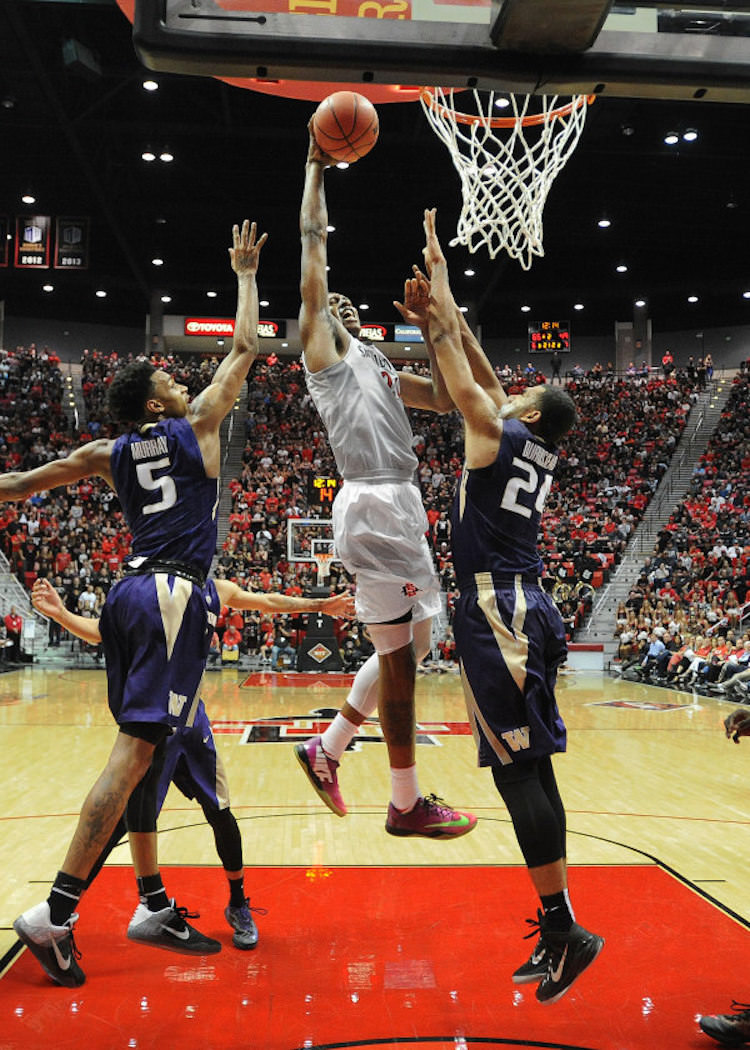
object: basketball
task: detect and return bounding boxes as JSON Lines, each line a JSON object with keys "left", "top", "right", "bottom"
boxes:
{"left": 312, "top": 91, "right": 379, "bottom": 164}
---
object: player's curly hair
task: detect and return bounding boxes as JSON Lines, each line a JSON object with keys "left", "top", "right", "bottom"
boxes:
{"left": 107, "top": 361, "right": 157, "bottom": 425}
{"left": 535, "top": 386, "right": 577, "bottom": 446}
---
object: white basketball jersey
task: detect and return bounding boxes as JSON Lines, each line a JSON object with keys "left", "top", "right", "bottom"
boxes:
{"left": 304, "top": 335, "right": 418, "bottom": 482}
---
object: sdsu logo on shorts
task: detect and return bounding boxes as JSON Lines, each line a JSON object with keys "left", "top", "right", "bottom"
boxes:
{"left": 402, "top": 582, "right": 420, "bottom": 598}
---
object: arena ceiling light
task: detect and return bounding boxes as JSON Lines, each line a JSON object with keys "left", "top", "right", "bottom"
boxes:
{"left": 142, "top": 79, "right": 159, "bottom": 91}
{"left": 358, "top": 303, "right": 369, "bottom": 310}
{"left": 206, "top": 290, "right": 217, "bottom": 298}
{"left": 634, "top": 298, "right": 646, "bottom": 307}
{"left": 494, "top": 96, "right": 511, "bottom": 109}
{"left": 683, "top": 128, "right": 698, "bottom": 142}
{"left": 21, "top": 193, "right": 36, "bottom": 205}
{"left": 743, "top": 291, "right": 750, "bottom": 300}
{"left": 616, "top": 264, "right": 628, "bottom": 273}
{"left": 159, "top": 150, "right": 174, "bottom": 163}
{"left": 326, "top": 224, "right": 335, "bottom": 232}
{"left": 95, "top": 289, "right": 107, "bottom": 298}
{"left": 597, "top": 218, "right": 611, "bottom": 228}
{"left": 151, "top": 257, "right": 164, "bottom": 267}
{"left": 259, "top": 299, "right": 269, "bottom": 307}
{"left": 687, "top": 295, "right": 699, "bottom": 303}
{"left": 464, "top": 268, "right": 476, "bottom": 276}
{"left": 42, "top": 284, "right": 53, "bottom": 293}
{"left": 574, "top": 303, "right": 585, "bottom": 311}
{"left": 141, "top": 149, "right": 156, "bottom": 162}
{"left": 520, "top": 305, "right": 531, "bottom": 313}
{"left": 664, "top": 131, "right": 679, "bottom": 145}
{"left": 161, "top": 294, "right": 172, "bottom": 303}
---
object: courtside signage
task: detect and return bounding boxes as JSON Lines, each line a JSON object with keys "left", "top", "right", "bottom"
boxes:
{"left": 184, "top": 317, "right": 286, "bottom": 338}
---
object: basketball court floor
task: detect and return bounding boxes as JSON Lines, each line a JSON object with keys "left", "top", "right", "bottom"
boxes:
{"left": 0, "top": 663, "right": 747, "bottom": 1049}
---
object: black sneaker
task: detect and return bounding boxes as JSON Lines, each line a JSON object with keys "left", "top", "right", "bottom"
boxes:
{"left": 535, "top": 913, "right": 604, "bottom": 1005}
{"left": 127, "top": 899, "right": 222, "bottom": 955}
{"left": 224, "top": 898, "right": 267, "bottom": 950}
{"left": 512, "top": 915, "right": 548, "bottom": 984}
{"left": 13, "top": 901, "right": 85, "bottom": 987}
{"left": 699, "top": 1001, "right": 750, "bottom": 1046}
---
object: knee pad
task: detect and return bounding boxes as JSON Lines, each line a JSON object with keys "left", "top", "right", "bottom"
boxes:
{"left": 367, "top": 619, "right": 413, "bottom": 656}
{"left": 412, "top": 617, "right": 433, "bottom": 663}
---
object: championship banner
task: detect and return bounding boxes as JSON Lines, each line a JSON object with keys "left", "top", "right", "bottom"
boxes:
{"left": 0, "top": 217, "right": 8, "bottom": 267}
{"left": 15, "top": 215, "right": 51, "bottom": 269}
{"left": 54, "top": 217, "right": 90, "bottom": 270}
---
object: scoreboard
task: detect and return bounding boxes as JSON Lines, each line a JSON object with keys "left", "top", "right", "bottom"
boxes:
{"left": 528, "top": 320, "right": 571, "bottom": 354}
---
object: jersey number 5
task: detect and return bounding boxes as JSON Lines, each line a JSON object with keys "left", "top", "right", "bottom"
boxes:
{"left": 136, "top": 458, "right": 177, "bottom": 516}
{"left": 500, "top": 457, "right": 552, "bottom": 520}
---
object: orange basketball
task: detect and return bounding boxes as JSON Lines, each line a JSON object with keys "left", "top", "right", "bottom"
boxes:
{"left": 312, "top": 91, "right": 379, "bottom": 164}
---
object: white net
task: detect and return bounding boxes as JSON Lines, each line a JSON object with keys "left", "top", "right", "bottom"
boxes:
{"left": 420, "top": 89, "right": 592, "bottom": 270}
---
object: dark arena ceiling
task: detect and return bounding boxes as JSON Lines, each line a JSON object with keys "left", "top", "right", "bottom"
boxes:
{"left": 2, "top": 0, "right": 750, "bottom": 342}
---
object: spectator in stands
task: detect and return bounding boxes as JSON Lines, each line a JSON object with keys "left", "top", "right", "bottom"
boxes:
{"left": 4, "top": 605, "right": 22, "bottom": 662}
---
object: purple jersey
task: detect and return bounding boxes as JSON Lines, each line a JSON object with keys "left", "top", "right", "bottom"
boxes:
{"left": 450, "top": 417, "right": 558, "bottom": 586}
{"left": 110, "top": 417, "right": 219, "bottom": 575}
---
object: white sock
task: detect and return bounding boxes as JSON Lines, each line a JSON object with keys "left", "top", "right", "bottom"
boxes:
{"left": 320, "top": 713, "right": 359, "bottom": 762}
{"left": 390, "top": 765, "right": 419, "bottom": 812}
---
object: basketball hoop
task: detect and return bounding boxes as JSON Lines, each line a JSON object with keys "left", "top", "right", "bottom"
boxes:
{"left": 313, "top": 552, "right": 335, "bottom": 587}
{"left": 420, "top": 88, "right": 595, "bottom": 269}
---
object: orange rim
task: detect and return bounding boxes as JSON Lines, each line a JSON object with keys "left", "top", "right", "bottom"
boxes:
{"left": 420, "top": 88, "right": 595, "bottom": 128}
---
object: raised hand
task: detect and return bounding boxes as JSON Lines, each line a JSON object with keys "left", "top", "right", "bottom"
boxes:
{"left": 229, "top": 220, "right": 268, "bottom": 277}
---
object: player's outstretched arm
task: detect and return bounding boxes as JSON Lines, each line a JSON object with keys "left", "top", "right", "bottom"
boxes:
{"left": 394, "top": 272, "right": 454, "bottom": 414}
{"left": 422, "top": 209, "right": 502, "bottom": 467}
{"left": 190, "top": 219, "right": 267, "bottom": 434}
{"left": 299, "top": 127, "right": 346, "bottom": 371}
{"left": 406, "top": 264, "right": 506, "bottom": 410}
{"left": 32, "top": 578, "right": 103, "bottom": 645}
{"left": 215, "top": 578, "right": 355, "bottom": 618}
{"left": 0, "top": 439, "right": 114, "bottom": 503}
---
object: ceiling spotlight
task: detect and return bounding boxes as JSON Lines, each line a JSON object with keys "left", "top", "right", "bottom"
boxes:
{"left": 634, "top": 298, "right": 646, "bottom": 308}
{"left": 683, "top": 128, "right": 698, "bottom": 142}
{"left": 282, "top": 342, "right": 288, "bottom": 348}
{"left": 459, "top": 306, "right": 469, "bottom": 313}
{"left": 574, "top": 303, "right": 584, "bottom": 311}
{"left": 161, "top": 295, "right": 172, "bottom": 304}
{"left": 494, "top": 97, "right": 511, "bottom": 109}
{"left": 727, "top": 195, "right": 738, "bottom": 210}
{"left": 142, "top": 79, "right": 159, "bottom": 91}
{"left": 464, "top": 269, "right": 476, "bottom": 277}
{"left": 95, "top": 290, "right": 107, "bottom": 298}
{"left": 42, "top": 284, "right": 54, "bottom": 293}
{"left": 664, "top": 131, "right": 679, "bottom": 146}
{"left": 520, "top": 305, "right": 531, "bottom": 313}
{"left": 326, "top": 224, "right": 336, "bottom": 232}
{"left": 142, "top": 149, "right": 156, "bottom": 162}
{"left": 616, "top": 264, "right": 628, "bottom": 273}
{"left": 687, "top": 295, "right": 699, "bottom": 303}
{"left": 620, "top": 123, "right": 634, "bottom": 137}
{"left": 21, "top": 194, "right": 36, "bottom": 205}
{"left": 151, "top": 257, "right": 164, "bottom": 267}
{"left": 159, "top": 150, "right": 174, "bottom": 162}
{"left": 207, "top": 290, "right": 217, "bottom": 298}
{"left": 217, "top": 339, "right": 225, "bottom": 346}
{"left": 597, "top": 218, "right": 611, "bottom": 229}
{"left": 336, "top": 162, "right": 350, "bottom": 170}
{"left": 743, "top": 291, "right": 750, "bottom": 300}
{"left": 259, "top": 299, "right": 270, "bottom": 307}
{"left": 358, "top": 303, "right": 369, "bottom": 310}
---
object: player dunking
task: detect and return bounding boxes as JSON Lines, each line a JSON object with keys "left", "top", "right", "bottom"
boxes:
{"left": 31, "top": 576, "right": 354, "bottom": 951}
{"left": 421, "top": 208, "right": 603, "bottom": 1004}
{"left": 4, "top": 219, "right": 266, "bottom": 986}
{"left": 296, "top": 126, "right": 475, "bottom": 838}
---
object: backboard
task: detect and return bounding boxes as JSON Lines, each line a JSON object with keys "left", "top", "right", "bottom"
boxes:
{"left": 130, "top": 0, "right": 750, "bottom": 103}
